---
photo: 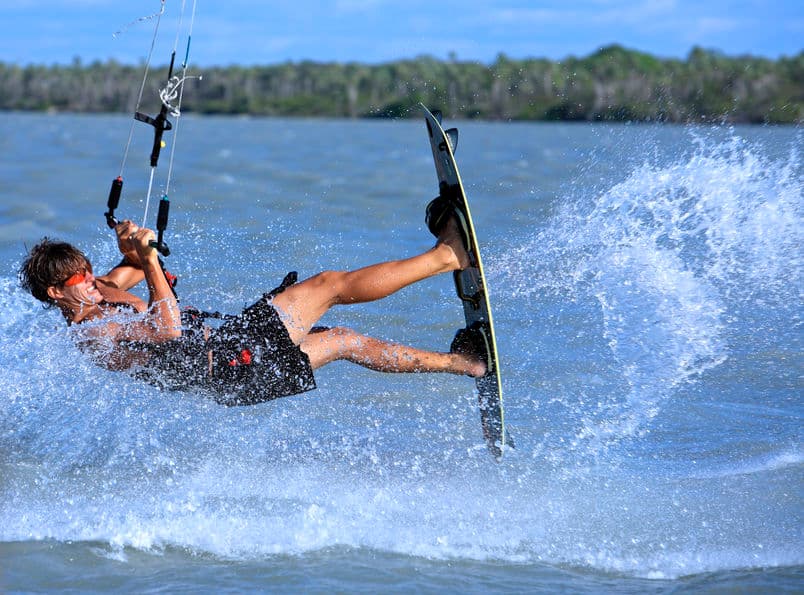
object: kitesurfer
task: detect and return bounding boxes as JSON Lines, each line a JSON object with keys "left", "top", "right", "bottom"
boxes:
{"left": 19, "top": 217, "right": 485, "bottom": 405}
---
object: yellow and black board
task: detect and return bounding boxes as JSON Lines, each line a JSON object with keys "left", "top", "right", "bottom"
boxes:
{"left": 421, "top": 104, "right": 512, "bottom": 459}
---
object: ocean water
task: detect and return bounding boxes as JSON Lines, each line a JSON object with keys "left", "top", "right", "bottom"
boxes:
{"left": 0, "top": 112, "right": 801, "bottom": 592}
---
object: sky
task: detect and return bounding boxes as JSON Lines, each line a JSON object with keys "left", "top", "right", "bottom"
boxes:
{"left": 0, "top": 0, "right": 801, "bottom": 67}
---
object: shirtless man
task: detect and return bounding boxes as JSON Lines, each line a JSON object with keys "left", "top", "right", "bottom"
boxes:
{"left": 19, "top": 217, "right": 485, "bottom": 405}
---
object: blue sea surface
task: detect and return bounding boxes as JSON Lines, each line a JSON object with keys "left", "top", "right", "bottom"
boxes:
{"left": 0, "top": 112, "right": 801, "bottom": 592}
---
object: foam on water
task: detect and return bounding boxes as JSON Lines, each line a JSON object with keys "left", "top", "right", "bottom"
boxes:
{"left": 1, "top": 129, "right": 801, "bottom": 580}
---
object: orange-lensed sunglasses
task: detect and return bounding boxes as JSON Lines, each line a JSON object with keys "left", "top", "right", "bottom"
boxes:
{"left": 61, "top": 267, "right": 92, "bottom": 287}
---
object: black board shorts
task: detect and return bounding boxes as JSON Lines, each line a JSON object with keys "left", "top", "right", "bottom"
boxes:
{"left": 205, "top": 289, "right": 317, "bottom": 405}
{"left": 131, "top": 272, "right": 317, "bottom": 405}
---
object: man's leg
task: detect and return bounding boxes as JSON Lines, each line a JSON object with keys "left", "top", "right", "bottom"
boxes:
{"left": 272, "top": 221, "right": 467, "bottom": 344}
{"left": 299, "top": 327, "right": 486, "bottom": 377}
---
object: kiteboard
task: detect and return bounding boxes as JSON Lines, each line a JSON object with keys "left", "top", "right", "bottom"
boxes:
{"left": 420, "top": 103, "right": 512, "bottom": 460}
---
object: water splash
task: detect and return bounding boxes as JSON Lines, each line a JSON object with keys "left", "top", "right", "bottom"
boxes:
{"left": 493, "top": 129, "right": 802, "bottom": 451}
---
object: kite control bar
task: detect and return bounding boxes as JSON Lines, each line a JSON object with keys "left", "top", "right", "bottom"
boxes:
{"left": 104, "top": 53, "right": 177, "bottom": 257}
{"left": 101, "top": 1, "right": 202, "bottom": 299}
{"left": 104, "top": 181, "right": 172, "bottom": 258}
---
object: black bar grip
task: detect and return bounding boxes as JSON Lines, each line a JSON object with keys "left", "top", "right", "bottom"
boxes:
{"left": 105, "top": 176, "right": 123, "bottom": 228}
{"left": 156, "top": 196, "right": 170, "bottom": 232}
{"left": 148, "top": 196, "right": 171, "bottom": 256}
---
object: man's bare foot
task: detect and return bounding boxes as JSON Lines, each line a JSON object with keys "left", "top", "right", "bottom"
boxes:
{"left": 437, "top": 214, "right": 470, "bottom": 270}
{"left": 450, "top": 326, "right": 489, "bottom": 377}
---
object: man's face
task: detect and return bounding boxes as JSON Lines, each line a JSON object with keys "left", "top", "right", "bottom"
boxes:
{"left": 54, "top": 261, "right": 103, "bottom": 306}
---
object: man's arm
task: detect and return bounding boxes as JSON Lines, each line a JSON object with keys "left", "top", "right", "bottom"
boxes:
{"left": 97, "top": 220, "right": 146, "bottom": 291}
{"left": 111, "top": 227, "right": 182, "bottom": 343}
{"left": 98, "top": 258, "right": 146, "bottom": 291}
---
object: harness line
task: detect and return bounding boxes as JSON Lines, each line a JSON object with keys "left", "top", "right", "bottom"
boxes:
{"left": 105, "top": 1, "right": 167, "bottom": 232}
{"left": 116, "top": 1, "right": 167, "bottom": 181}
{"left": 164, "top": 0, "right": 199, "bottom": 198}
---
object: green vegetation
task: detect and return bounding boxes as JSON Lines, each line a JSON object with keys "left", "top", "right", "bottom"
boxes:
{"left": 1, "top": 46, "right": 801, "bottom": 123}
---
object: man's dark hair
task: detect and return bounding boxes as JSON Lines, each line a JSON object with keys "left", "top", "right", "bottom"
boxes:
{"left": 19, "top": 238, "right": 90, "bottom": 307}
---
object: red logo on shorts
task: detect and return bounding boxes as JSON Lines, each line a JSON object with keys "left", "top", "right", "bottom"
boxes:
{"left": 228, "top": 348, "right": 253, "bottom": 366}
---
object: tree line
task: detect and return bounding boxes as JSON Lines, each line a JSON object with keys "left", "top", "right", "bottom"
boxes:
{"left": 1, "top": 45, "right": 801, "bottom": 123}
